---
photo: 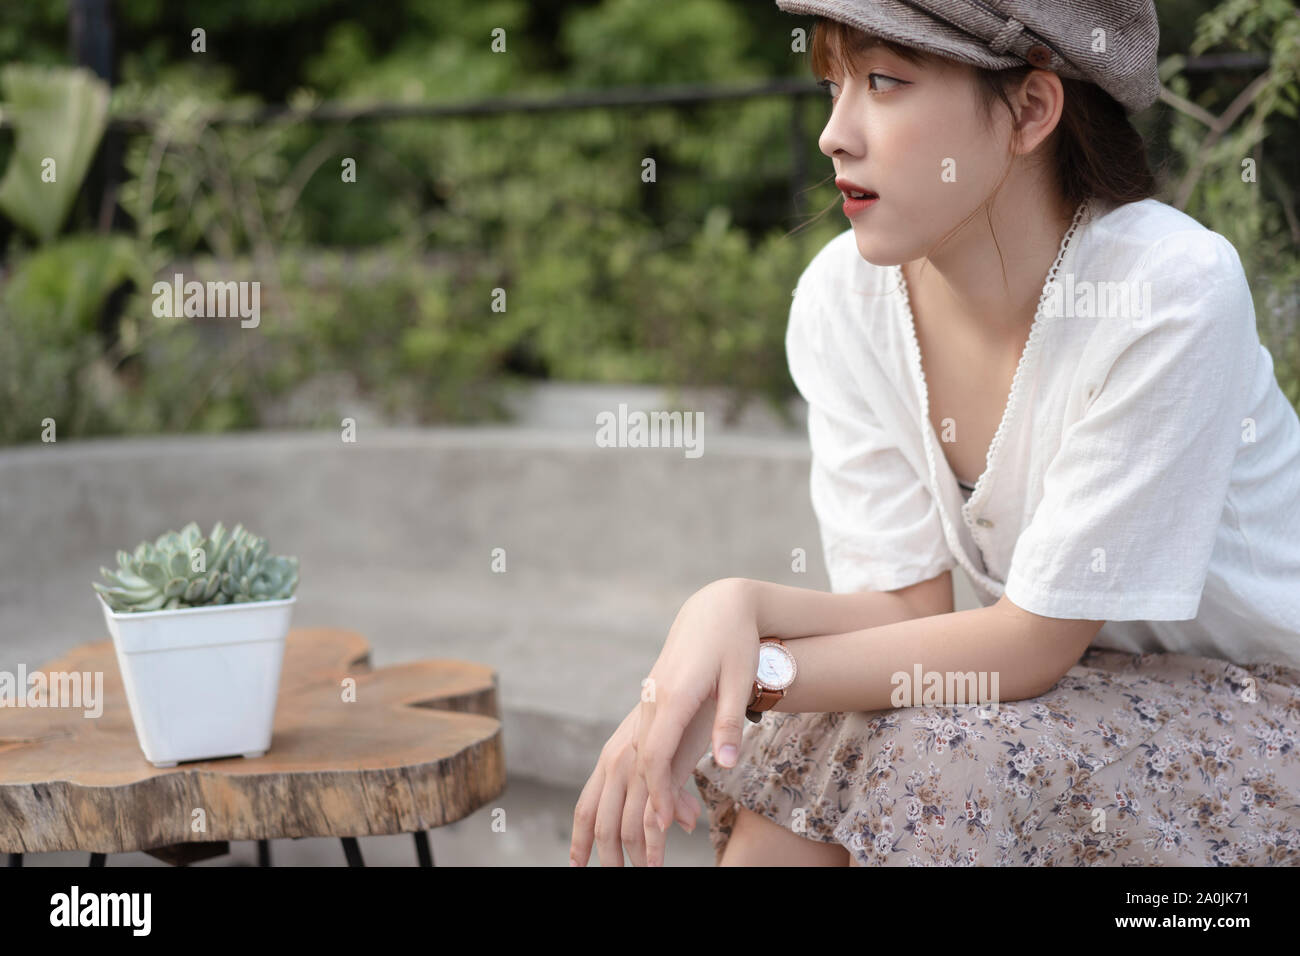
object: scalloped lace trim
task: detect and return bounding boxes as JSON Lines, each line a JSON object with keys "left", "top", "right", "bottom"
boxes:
{"left": 896, "top": 198, "right": 1093, "bottom": 593}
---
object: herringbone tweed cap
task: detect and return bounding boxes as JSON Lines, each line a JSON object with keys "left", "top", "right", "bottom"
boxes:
{"left": 776, "top": 0, "right": 1161, "bottom": 113}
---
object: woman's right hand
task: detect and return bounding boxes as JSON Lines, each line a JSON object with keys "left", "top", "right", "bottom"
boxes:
{"left": 569, "top": 702, "right": 704, "bottom": 867}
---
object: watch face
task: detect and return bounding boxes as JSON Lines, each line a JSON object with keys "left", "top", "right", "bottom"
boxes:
{"left": 757, "top": 643, "right": 795, "bottom": 689}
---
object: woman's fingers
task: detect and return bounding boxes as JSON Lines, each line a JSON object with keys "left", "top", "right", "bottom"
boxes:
{"left": 651, "top": 695, "right": 717, "bottom": 830}
{"left": 636, "top": 694, "right": 718, "bottom": 859}
{"left": 676, "top": 786, "right": 702, "bottom": 832}
{"left": 571, "top": 698, "right": 711, "bottom": 867}
{"left": 639, "top": 694, "right": 698, "bottom": 832}
{"left": 621, "top": 770, "right": 651, "bottom": 867}
{"left": 712, "top": 648, "right": 755, "bottom": 771}
{"left": 611, "top": 756, "right": 700, "bottom": 867}
{"left": 569, "top": 760, "right": 606, "bottom": 867}
{"left": 593, "top": 747, "right": 640, "bottom": 867}
{"left": 644, "top": 789, "right": 668, "bottom": 865}
{"left": 572, "top": 753, "right": 702, "bottom": 867}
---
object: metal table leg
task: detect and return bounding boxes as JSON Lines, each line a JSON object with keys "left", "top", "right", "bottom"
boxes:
{"left": 413, "top": 830, "right": 435, "bottom": 867}
{"left": 341, "top": 836, "right": 364, "bottom": 866}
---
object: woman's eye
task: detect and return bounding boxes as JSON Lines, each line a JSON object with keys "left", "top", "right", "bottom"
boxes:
{"left": 817, "top": 78, "right": 841, "bottom": 99}
{"left": 818, "top": 73, "right": 904, "bottom": 99}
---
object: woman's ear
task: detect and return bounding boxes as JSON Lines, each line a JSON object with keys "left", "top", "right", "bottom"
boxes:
{"left": 1007, "top": 69, "right": 1065, "bottom": 157}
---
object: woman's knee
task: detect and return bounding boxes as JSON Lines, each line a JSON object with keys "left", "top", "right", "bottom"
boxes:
{"left": 719, "top": 806, "right": 851, "bottom": 866}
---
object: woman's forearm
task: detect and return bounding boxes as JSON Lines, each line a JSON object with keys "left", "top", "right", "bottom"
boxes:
{"left": 746, "top": 579, "right": 935, "bottom": 640}
{"left": 753, "top": 594, "right": 1078, "bottom": 712}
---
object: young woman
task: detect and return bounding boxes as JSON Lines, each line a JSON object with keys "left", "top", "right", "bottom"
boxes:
{"left": 569, "top": 1, "right": 1300, "bottom": 867}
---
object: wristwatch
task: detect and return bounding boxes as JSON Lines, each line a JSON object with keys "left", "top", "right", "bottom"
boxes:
{"left": 746, "top": 636, "right": 797, "bottom": 722}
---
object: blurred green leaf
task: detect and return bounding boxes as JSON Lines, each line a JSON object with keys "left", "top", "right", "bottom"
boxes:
{"left": 0, "top": 65, "right": 110, "bottom": 242}
{"left": 3, "top": 235, "right": 145, "bottom": 332}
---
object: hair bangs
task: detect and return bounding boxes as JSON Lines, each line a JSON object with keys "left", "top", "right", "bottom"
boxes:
{"left": 809, "top": 17, "right": 935, "bottom": 81}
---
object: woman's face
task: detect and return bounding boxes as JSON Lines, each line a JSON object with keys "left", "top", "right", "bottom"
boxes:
{"left": 818, "top": 47, "right": 1015, "bottom": 267}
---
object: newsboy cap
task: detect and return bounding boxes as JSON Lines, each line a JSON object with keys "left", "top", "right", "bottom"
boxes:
{"left": 775, "top": 0, "right": 1162, "bottom": 114}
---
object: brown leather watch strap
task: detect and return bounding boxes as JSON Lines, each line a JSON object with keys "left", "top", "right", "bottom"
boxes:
{"left": 746, "top": 637, "right": 789, "bottom": 722}
{"left": 745, "top": 686, "right": 783, "bottom": 722}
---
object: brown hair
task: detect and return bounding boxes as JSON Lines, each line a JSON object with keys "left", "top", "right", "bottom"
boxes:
{"left": 800, "top": 19, "right": 1156, "bottom": 265}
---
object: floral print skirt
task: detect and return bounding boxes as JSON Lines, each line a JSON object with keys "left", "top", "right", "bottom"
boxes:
{"left": 691, "top": 648, "right": 1300, "bottom": 866}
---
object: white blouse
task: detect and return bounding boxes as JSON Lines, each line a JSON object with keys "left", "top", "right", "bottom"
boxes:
{"left": 788, "top": 196, "right": 1300, "bottom": 669}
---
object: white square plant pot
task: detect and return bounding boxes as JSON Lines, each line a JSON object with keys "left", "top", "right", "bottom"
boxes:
{"left": 95, "top": 592, "right": 295, "bottom": 768}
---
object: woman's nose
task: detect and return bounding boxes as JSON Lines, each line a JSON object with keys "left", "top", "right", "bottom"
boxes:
{"left": 818, "top": 96, "right": 860, "bottom": 160}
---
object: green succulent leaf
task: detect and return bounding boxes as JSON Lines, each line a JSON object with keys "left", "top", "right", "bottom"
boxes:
{"left": 137, "top": 561, "right": 167, "bottom": 587}
{"left": 133, "top": 593, "right": 168, "bottom": 612}
{"left": 167, "top": 551, "right": 187, "bottom": 578}
{"left": 113, "top": 569, "right": 154, "bottom": 590}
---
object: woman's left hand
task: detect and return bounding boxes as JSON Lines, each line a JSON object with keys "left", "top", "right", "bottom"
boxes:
{"left": 633, "top": 577, "right": 762, "bottom": 866}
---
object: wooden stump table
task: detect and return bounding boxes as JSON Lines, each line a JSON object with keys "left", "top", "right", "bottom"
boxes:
{"left": 0, "top": 628, "right": 505, "bottom": 866}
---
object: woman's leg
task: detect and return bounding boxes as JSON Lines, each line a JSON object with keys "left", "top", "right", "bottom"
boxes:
{"left": 718, "top": 806, "right": 851, "bottom": 866}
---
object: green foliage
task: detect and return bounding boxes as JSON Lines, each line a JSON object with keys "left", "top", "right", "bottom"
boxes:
{"left": 303, "top": 1, "right": 529, "bottom": 98}
{"left": 1190, "top": 0, "right": 1298, "bottom": 53}
{"left": 1161, "top": 0, "right": 1300, "bottom": 408}
{"left": 0, "top": 236, "right": 149, "bottom": 444}
{"left": 113, "top": 60, "right": 304, "bottom": 255}
{"left": 561, "top": 0, "right": 760, "bottom": 87}
{"left": 272, "top": 246, "right": 515, "bottom": 424}
{"left": 0, "top": 0, "right": 1294, "bottom": 448}
{"left": 0, "top": 5, "right": 67, "bottom": 70}
{"left": 0, "top": 65, "right": 110, "bottom": 242}
{"left": 0, "top": 63, "right": 152, "bottom": 446}
{"left": 93, "top": 520, "right": 299, "bottom": 613}
{"left": 3, "top": 234, "right": 145, "bottom": 329}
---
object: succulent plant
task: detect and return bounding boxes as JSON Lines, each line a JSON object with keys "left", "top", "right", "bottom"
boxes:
{"left": 93, "top": 520, "right": 299, "bottom": 613}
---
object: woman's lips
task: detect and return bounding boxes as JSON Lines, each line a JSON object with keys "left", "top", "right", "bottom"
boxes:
{"left": 842, "top": 194, "right": 879, "bottom": 217}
